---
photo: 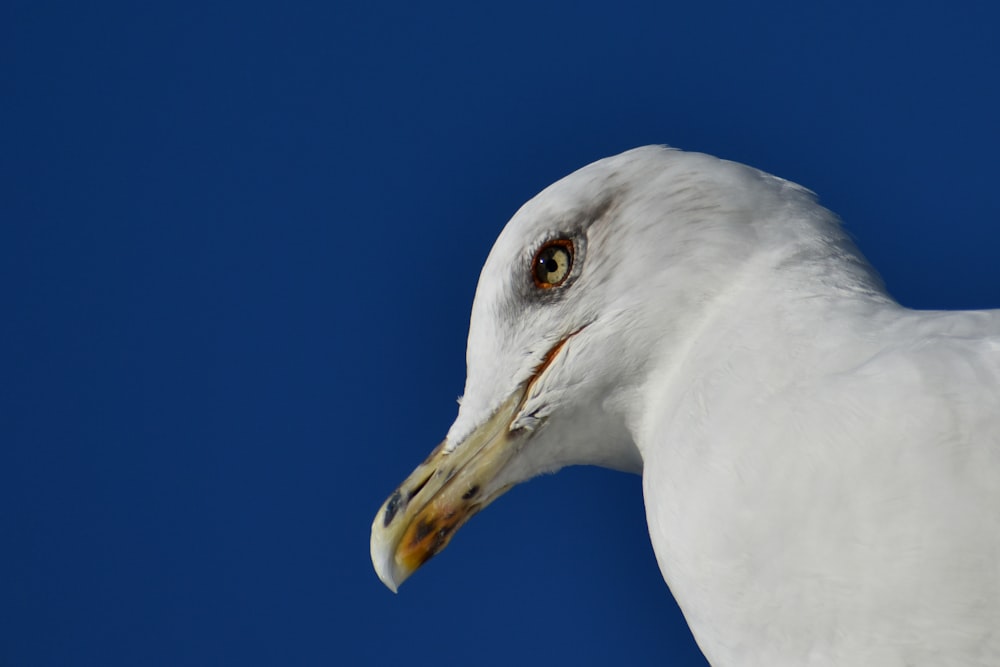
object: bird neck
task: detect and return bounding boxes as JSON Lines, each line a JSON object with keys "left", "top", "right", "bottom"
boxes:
{"left": 629, "top": 240, "right": 909, "bottom": 665}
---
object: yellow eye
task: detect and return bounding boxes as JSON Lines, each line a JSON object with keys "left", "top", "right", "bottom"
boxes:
{"left": 532, "top": 239, "right": 574, "bottom": 288}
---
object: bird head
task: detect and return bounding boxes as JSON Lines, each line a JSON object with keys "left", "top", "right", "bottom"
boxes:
{"left": 369, "top": 145, "right": 831, "bottom": 591}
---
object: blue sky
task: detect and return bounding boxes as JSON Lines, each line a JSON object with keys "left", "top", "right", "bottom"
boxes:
{"left": 3, "top": 2, "right": 999, "bottom": 665}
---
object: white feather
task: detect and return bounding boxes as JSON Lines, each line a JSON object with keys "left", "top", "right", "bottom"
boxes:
{"left": 450, "top": 146, "right": 999, "bottom": 665}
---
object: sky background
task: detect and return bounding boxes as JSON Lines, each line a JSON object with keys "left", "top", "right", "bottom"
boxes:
{"left": 4, "top": 2, "right": 1000, "bottom": 666}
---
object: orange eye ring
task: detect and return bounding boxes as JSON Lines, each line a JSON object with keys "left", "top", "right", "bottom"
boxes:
{"left": 532, "top": 239, "right": 574, "bottom": 289}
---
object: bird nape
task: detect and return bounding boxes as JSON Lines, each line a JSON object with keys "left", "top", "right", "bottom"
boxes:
{"left": 370, "top": 146, "right": 1000, "bottom": 666}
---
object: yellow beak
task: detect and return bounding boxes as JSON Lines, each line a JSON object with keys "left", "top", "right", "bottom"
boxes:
{"left": 370, "top": 329, "right": 585, "bottom": 592}
{"left": 370, "top": 390, "right": 524, "bottom": 592}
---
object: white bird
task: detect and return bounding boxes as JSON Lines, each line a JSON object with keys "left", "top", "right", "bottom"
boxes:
{"left": 370, "top": 146, "right": 1000, "bottom": 666}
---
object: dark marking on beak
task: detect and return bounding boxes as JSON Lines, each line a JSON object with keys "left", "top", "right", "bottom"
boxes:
{"left": 461, "top": 484, "right": 480, "bottom": 500}
{"left": 383, "top": 490, "right": 403, "bottom": 527}
{"left": 404, "top": 511, "right": 464, "bottom": 569}
{"left": 421, "top": 524, "right": 454, "bottom": 567}
{"left": 412, "top": 517, "right": 437, "bottom": 545}
{"left": 434, "top": 525, "right": 453, "bottom": 545}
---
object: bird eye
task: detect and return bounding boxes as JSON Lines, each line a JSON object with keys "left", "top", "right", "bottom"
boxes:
{"left": 532, "top": 239, "right": 574, "bottom": 288}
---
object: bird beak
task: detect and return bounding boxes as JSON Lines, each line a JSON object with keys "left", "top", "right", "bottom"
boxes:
{"left": 370, "top": 389, "right": 524, "bottom": 592}
{"left": 370, "top": 328, "right": 584, "bottom": 592}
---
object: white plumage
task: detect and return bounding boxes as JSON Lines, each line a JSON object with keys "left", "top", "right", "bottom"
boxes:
{"left": 372, "top": 146, "right": 1000, "bottom": 666}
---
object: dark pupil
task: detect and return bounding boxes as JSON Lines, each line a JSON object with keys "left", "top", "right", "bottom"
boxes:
{"left": 542, "top": 255, "right": 559, "bottom": 274}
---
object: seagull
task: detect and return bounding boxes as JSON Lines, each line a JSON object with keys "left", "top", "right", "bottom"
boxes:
{"left": 370, "top": 146, "right": 1000, "bottom": 666}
